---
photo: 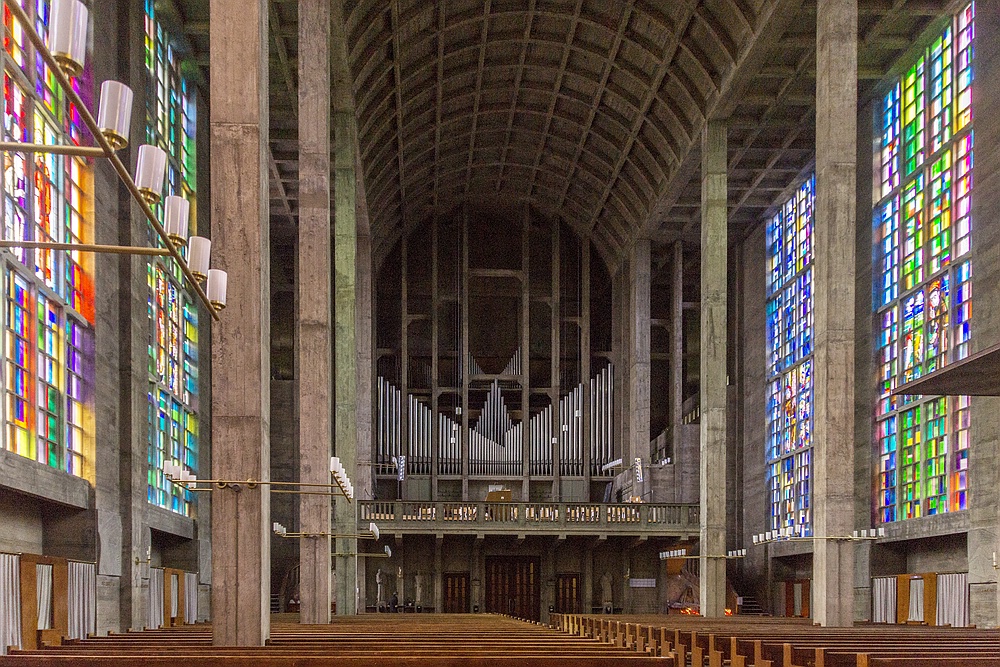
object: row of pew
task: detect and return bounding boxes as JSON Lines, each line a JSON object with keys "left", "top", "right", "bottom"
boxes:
{"left": 549, "top": 612, "right": 1000, "bottom": 667}
{"left": 0, "top": 615, "right": 674, "bottom": 666}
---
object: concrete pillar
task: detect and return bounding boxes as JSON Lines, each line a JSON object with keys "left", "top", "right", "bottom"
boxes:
{"left": 699, "top": 119, "right": 728, "bottom": 618}
{"left": 297, "top": 0, "right": 332, "bottom": 625}
{"left": 90, "top": 0, "right": 150, "bottom": 633}
{"left": 434, "top": 537, "right": 443, "bottom": 612}
{"left": 968, "top": 0, "right": 1000, "bottom": 629}
{"left": 627, "top": 239, "right": 651, "bottom": 486}
{"left": 209, "top": 0, "right": 270, "bottom": 646}
{"left": 669, "top": 241, "right": 684, "bottom": 454}
{"left": 333, "top": 109, "right": 358, "bottom": 615}
{"left": 812, "top": 0, "right": 857, "bottom": 628}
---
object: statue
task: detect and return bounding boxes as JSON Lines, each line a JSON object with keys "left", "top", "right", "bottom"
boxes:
{"left": 376, "top": 568, "right": 385, "bottom": 605}
{"left": 600, "top": 571, "right": 613, "bottom": 612}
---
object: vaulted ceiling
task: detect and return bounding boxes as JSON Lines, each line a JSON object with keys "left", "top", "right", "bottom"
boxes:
{"left": 174, "top": 0, "right": 955, "bottom": 272}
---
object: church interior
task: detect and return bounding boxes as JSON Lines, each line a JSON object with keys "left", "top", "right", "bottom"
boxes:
{"left": 1, "top": 0, "right": 1000, "bottom": 663}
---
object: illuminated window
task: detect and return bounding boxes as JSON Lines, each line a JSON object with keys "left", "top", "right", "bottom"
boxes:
{"left": 765, "top": 177, "right": 815, "bottom": 536}
{"left": 874, "top": 2, "right": 974, "bottom": 522}
{"left": 145, "top": 0, "right": 198, "bottom": 516}
{"left": 1, "top": 1, "right": 92, "bottom": 475}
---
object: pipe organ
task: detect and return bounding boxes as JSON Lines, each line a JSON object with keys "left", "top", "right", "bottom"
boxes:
{"left": 377, "top": 364, "right": 614, "bottom": 480}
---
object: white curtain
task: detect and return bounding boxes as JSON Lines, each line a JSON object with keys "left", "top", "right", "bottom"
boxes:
{"left": 67, "top": 562, "right": 96, "bottom": 639}
{"left": 872, "top": 576, "right": 897, "bottom": 623}
{"left": 936, "top": 573, "right": 970, "bottom": 627}
{"left": 792, "top": 582, "right": 803, "bottom": 617}
{"left": 184, "top": 573, "right": 197, "bottom": 624}
{"left": 148, "top": 568, "right": 164, "bottom": 630}
{"left": 0, "top": 554, "right": 21, "bottom": 655}
{"left": 170, "top": 574, "right": 179, "bottom": 620}
{"left": 907, "top": 577, "right": 925, "bottom": 622}
{"left": 36, "top": 564, "right": 53, "bottom": 630}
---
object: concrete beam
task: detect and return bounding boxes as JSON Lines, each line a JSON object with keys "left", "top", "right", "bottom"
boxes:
{"left": 0, "top": 450, "right": 90, "bottom": 510}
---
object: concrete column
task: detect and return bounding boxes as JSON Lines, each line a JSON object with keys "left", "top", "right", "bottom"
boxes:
{"left": 209, "top": 0, "right": 270, "bottom": 646}
{"left": 812, "top": 0, "right": 857, "bottom": 628}
{"left": 968, "top": 0, "right": 1000, "bottom": 629}
{"left": 297, "top": 0, "right": 332, "bottom": 625}
{"left": 434, "top": 537, "right": 443, "bottom": 612}
{"left": 699, "top": 119, "right": 728, "bottom": 618}
{"left": 333, "top": 109, "right": 358, "bottom": 615}
{"left": 90, "top": 0, "right": 149, "bottom": 633}
{"left": 627, "top": 239, "right": 651, "bottom": 486}
{"left": 356, "top": 226, "right": 374, "bottom": 503}
{"left": 669, "top": 241, "right": 684, "bottom": 454}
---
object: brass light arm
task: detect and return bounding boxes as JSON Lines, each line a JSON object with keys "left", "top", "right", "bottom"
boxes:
{"left": 0, "top": 142, "right": 107, "bottom": 157}
{"left": 0, "top": 241, "right": 171, "bottom": 256}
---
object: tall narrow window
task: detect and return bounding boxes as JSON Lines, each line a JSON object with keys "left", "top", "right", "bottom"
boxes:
{"left": 145, "top": 0, "right": 199, "bottom": 516}
{"left": 874, "top": 2, "right": 974, "bottom": 523}
{"left": 765, "top": 178, "right": 815, "bottom": 535}
{"left": 1, "top": 1, "right": 93, "bottom": 475}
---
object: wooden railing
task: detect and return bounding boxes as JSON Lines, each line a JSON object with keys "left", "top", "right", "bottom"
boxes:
{"left": 358, "top": 501, "right": 698, "bottom": 534}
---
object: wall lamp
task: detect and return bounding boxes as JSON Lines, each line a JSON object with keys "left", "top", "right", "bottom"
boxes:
{"left": 658, "top": 548, "right": 747, "bottom": 560}
{"left": 752, "top": 526, "right": 886, "bottom": 545}
{"left": 332, "top": 545, "right": 393, "bottom": 559}
{"left": 0, "top": 0, "right": 226, "bottom": 318}
{"left": 272, "top": 522, "right": 380, "bottom": 541}
{"left": 162, "top": 459, "right": 353, "bottom": 501}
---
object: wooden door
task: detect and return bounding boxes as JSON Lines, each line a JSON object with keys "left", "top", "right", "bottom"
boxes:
{"left": 485, "top": 557, "right": 540, "bottom": 621}
{"left": 555, "top": 573, "right": 580, "bottom": 613}
{"left": 444, "top": 572, "right": 469, "bottom": 613}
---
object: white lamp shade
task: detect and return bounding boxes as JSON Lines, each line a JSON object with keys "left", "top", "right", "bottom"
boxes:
{"left": 134, "top": 145, "right": 167, "bottom": 199}
{"left": 188, "top": 236, "right": 211, "bottom": 276}
{"left": 164, "top": 196, "right": 190, "bottom": 240}
{"left": 50, "top": 0, "right": 88, "bottom": 73}
{"left": 207, "top": 269, "right": 228, "bottom": 306}
{"left": 97, "top": 81, "right": 133, "bottom": 147}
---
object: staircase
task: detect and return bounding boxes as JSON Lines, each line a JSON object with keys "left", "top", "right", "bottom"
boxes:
{"left": 738, "top": 595, "right": 766, "bottom": 616}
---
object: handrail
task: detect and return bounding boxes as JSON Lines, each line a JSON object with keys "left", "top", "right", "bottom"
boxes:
{"left": 358, "top": 500, "right": 698, "bottom": 530}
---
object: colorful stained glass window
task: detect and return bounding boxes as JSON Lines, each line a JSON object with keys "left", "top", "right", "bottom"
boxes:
{"left": 874, "top": 3, "right": 974, "bottom": 524}
{"left": 1, "top": 1, "right": 92, "bottom": 475}
{"left": 145, "top": 0, "right": 199, "bottom": 516}
{"left": 765, "top": 177, "right": 815, "bottom": 535}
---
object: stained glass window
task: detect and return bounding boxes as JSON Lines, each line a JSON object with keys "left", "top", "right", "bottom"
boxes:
{"left": 1, "top": 1, "right": 92, "bottom": 475}
{"left": 765, "top": 177, "right": 815, "bottom": 535}
{"left": 145, "top": 0, "right": 199, "bottom": 516}
{"left": 874, "top": 2, "right": 974, "bottom": 523}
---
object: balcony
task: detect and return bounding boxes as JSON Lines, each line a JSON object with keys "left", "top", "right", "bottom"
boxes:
{"left": 358, "top": 501, "right": 699, "bottom": 537}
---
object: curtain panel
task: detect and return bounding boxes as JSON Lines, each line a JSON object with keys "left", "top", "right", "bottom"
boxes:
{"left": 148, "top": 568, "right": 165, "bottom": 630}
{"left": 67, "top": 562, "right": 96, "bottom": 639}
{"left": 936, "top": 572, "right": 970, "bottom": 627}
{"left": 872, "top": 576, "right": 897, "bottom": 623}
{"left": 35, "top": 564, "right": 53, "bottom": 631}
{"left": 0, "top": 554, "right": 21, "bottom": 654}
{"left": 184, "top": 572, "right": 197, "bottom": 623}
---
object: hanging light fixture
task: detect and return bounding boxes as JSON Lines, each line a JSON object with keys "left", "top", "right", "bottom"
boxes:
{"left": 134, "top": 145, "right": 167, "bottom": 205}
{"left": 96, "top": 81, "right": 133, "bottom": 151}
{"left": 188, "top": 236, "right": 211, "bottom": 282}
{"left": 164, "top": 196, "right": 190, "bottom": 248}
{"left": 207, "top": 269, "right": 228, "bottom": 312}
{"left": 49, "top": 0, "right": 88, "bottom": 77}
